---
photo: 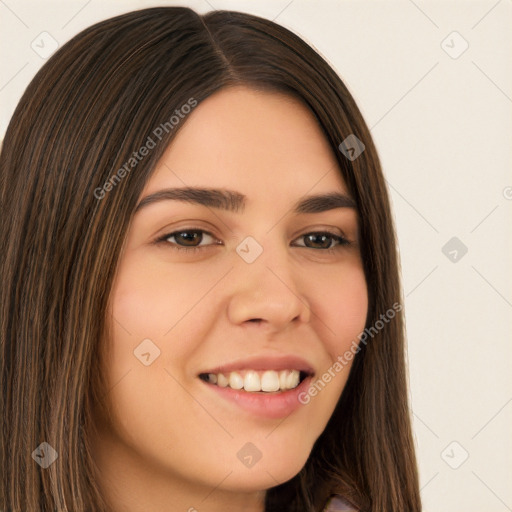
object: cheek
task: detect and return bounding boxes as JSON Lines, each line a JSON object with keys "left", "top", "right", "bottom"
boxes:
{"left": 110, "top": 251, "right": 219, "bottom": 338}
{"left": 106, "top": 252, "right": 227, "bottom": 390}
{"left": 293, "top": 259, "right": 367, "bottom": 430}
{"left": 99, "top": 256, "right": 220, "bottom": 453}
{"left": 314, "top": 259, "right": 368, "bottom": 358}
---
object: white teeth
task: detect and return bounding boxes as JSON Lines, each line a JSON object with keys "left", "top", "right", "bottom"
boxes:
{"left": 244, "top": 371, "right": 261, "bottom": 392}
{"left": 261, "top": 370, "right": 280, "bottom": 392}
{"left": 287, "top": 370, "right": 300, "bottom": 389}
{"left": 216, "top": 373, "right": 229, "bottom": 387}
{"left": 204, "top": 369, "right": 303, "bottom": 392}
{"left": 229, "top": 372, "right": 244, "bottom": 390}
{"left": 279, "top": 370, "right": 289, "bottom": 389}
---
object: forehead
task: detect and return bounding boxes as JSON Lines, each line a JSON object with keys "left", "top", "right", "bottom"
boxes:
{"left": 144, "top": 86, "right": 348, "bottom": 199}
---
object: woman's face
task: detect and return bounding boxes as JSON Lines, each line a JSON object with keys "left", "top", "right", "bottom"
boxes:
{"left": 93, "top": 86, "right": 368, "bottom": 508}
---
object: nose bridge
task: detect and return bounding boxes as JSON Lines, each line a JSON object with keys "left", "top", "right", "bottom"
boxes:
{"left": 226, "top": 231, "right": 311, "bottom": 329}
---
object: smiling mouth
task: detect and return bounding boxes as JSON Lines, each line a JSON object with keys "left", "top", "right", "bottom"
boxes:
{"left": 198, "top": 369, "right": 311, "bottom": 393}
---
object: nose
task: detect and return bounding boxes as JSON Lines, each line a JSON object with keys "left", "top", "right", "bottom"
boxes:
{"left": 226, "top": 236, "right": 311, "bottom": 334}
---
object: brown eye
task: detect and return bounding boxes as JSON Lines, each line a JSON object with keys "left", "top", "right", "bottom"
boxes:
{"left": 170, "top": 231, "right": 205, "bottom": 247}
{"left": 156, "top": 229, "right": 221, "bottom": 252}
{"left": 295, "top": 232, "right": 350, "bottom": 250}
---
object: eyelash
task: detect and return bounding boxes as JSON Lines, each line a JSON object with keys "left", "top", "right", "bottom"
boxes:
{"left": 154, "top": 229, "right": 352, "bottom": 254}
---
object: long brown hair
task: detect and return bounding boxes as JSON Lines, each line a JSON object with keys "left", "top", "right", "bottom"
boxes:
{"left": 0, "top": 7, "right": 421, "bottom": 511}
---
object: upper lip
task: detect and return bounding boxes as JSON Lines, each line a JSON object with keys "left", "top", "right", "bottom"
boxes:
{"left": 199, "top": 354, "right": 315, "bottom": 376}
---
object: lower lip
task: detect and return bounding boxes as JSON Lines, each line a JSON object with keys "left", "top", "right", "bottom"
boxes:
{"left": 200, "top": 376, "right": 313, "bottom": 419}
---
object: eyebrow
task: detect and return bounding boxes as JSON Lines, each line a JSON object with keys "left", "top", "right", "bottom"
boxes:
{"left": 134, "top": 187, "right": 357, "bottom": 215}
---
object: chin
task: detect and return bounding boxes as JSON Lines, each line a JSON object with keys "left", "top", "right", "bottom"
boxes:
{"left": 220, "top": 448, "right": 310, "bottom": 493}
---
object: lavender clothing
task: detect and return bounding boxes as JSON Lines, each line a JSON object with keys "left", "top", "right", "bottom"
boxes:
{"left": 323, "top": 495, "right": 358, "bottom": 511}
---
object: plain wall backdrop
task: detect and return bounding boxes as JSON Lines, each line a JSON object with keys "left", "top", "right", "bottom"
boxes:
{"left": 1, "top": 1, "right": 511, "bottom": 510}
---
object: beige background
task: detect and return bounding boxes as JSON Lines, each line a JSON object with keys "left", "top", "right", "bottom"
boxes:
{"left": 1, "top": 1, "right": 511, "bottom": 510}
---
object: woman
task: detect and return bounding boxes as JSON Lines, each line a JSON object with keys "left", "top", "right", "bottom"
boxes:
{"left": 0, "top": 7, "right": 421, "bottom": 512}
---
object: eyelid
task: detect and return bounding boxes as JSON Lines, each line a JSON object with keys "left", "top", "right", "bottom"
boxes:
{"left": 153, "top": 227, "right": 353, "bottom": 252}
{"left": 154, "top": 228, "right": 220, "bottom": 250}
{"left": 292, "top": 232, "right": 351, "bottom": 248}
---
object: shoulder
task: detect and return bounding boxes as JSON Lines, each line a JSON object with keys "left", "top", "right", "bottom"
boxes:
{"left": 323, "top": 495, "right": 358, "bottom": 511}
